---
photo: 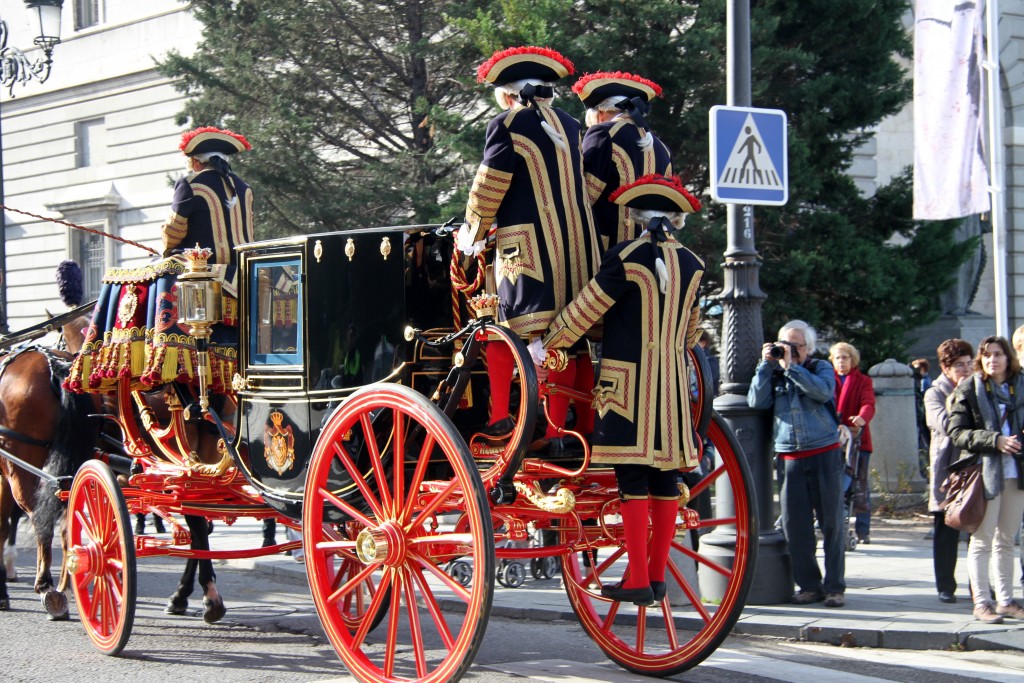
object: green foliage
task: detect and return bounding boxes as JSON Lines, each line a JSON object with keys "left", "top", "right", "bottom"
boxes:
{"left": 163, "top": 0, "right": 976, "bottom": 361}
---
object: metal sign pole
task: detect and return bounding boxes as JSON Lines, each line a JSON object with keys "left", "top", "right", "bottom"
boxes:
{"left": 984, "top": 0, "right": 1008, "bottom": 337}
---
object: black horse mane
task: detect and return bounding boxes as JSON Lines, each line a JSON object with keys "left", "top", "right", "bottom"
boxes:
{"left": 32, "top": 352, "right": 99, "bottom": 532}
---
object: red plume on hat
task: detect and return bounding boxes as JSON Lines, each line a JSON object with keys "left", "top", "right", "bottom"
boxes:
{"left": 609, "top": 174, "right": 702, "bottom": 213}
{"left": 476, "top": 46, "right": 575, "bottom": 86}
{"left": 572, "top": 71, "right": 663, "bottom": 108}
{"left": 179, "top": 126, "right": 252, "bottom": 156}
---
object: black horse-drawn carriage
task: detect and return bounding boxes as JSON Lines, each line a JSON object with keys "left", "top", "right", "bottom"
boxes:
{"left": 8, "top": 224, "right": 756, "bottom": 683}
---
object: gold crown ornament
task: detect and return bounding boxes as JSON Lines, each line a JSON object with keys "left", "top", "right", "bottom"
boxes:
{"left": 182, "top": 244, "right": 214, "bottom": 273}
{"left": 468, "top": 293, "right": 499, "bottom": 319}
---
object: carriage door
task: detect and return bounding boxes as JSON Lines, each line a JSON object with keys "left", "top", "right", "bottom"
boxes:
{"left": 240, "top": 254, "right": 313, "bottom": 495}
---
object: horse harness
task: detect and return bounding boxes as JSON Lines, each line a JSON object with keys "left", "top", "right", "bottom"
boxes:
{"left": 0, "top": 345, "right": 74, "bottom": 450}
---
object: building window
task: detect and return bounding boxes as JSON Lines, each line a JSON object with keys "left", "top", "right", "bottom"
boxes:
{"left": 80, "top": 231, "right": 105, "bottom": 301}
{"left": 74, "top": 0, "right": 103, "bottom": 30}
{"left": 75, "top": 118, "right": 106, "bottom": 168}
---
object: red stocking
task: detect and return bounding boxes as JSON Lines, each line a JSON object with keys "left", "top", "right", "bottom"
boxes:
{"left": 486, "top": 342, "right": 514, "bottom": 424}
{"left": 572, "top": 353, "right": 595, "bottom": 435}
{"left": 619, "top": 498, "right": 651, "bottom": 589}
{"left": 647, "top": 497, "right": 680, "bottom": 583}
{"left": 543, "top": 357, "right": 577, "bottom": 438}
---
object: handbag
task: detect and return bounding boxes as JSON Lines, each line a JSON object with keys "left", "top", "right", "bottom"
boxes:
{"left": 941, "top": 458, "right": 987, "bottom": 533}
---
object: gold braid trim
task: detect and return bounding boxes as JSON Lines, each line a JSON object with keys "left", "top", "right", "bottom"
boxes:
{"left": 514, "top": 480, "right": 576, "bottom": 514}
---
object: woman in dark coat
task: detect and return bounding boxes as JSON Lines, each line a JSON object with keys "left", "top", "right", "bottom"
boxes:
{"left": 947, "top": 335, "right": 1024, "bottom": 624}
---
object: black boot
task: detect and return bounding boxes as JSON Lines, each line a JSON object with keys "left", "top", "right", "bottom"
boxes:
{"left": 262, "top": 518, "right": 276, "bottom": 548}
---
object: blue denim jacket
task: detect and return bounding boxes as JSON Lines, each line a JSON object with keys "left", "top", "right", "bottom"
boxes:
{"left": 747, "top": 357, "right": 838, "bottom": 453}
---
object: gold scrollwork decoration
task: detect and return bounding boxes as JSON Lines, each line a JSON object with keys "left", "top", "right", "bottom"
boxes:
{"left": 677, "top": 481, "right": 691, "bottom": 507}
{"left": 314, "top": 239, "right": 323, "bottom": 263}
{"left": 345, "top": 238, "right": 356, "bottom": 262}
{"left": 513, "top": 480, "right": 576, "bottom": 514}
{"left": 380, "top": 236, "right": 392, "bottom": 260}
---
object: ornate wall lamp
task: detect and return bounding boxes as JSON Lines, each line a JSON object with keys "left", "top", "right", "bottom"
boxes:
{"left": 1, "top": 1, "right": 65, "bottom": 96}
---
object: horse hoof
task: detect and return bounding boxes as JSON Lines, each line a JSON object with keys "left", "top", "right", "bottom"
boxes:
{"left": 0, "top": 598, "right": 8, "bottom": 611}
{"left": 42, "top": 590, "right": 69, "bottom": 620}
{"left": 202, "top": 596, "right": 225, "bottom": 624}
{"left": 165, "top": 597, "right": 189, "bottom": 615}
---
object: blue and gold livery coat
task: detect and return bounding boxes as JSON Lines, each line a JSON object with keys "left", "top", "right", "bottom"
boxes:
{"left": 161, "top": 169, "right": 255, "bottom": 298}
{"left": 465, "top": 104, "right": 602, "bottom": 338}
{"left": 582, "top": 121, "right": 672, "bottom": 250}
{"left": 544, "top": 237, "right": 703, "bottom": 469}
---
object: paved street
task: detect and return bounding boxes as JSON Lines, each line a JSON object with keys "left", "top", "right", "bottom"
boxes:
{"left": 2, "top": 513, "right": 1024, "bottom": 681}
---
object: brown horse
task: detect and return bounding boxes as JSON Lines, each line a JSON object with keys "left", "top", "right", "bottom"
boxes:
{"left": 0, "top": 345, "right": 98, "bottom": 615}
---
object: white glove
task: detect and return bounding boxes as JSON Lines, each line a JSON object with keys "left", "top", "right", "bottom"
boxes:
{"left": 456, "top": 223, "right": 486, "bottom": 257}
{"left": 527, "top": 339, "right": 547, "bottom": 366}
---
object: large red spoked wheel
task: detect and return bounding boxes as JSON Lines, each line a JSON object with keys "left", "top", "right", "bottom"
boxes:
{"left": 66, "top": 460, "right": 137, "bottom": 656}
{"left": 303, "top": 384, "right": 495, "bottom": 683}
{"left": 562, "top": 412, "right": 756, "bottom": 677}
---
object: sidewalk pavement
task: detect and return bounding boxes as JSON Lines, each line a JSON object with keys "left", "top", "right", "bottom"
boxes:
{"left": 211, "top": 514, "right": 1024, "bottom": 653}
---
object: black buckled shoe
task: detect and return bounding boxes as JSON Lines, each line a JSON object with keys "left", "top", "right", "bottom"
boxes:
{"left": 480, "top": 417, "right": 515, "bottom": 442}
{"left": 601, "top": 582, "right": 655, "bottom": 606}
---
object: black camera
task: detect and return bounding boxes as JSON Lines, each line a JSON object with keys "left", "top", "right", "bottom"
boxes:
{"left": 769, "top": 341, "right": 795, "bottom": 359}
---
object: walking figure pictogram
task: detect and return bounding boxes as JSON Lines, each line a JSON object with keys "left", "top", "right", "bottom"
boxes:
{"left": 739, "top": 126, "right": 763, "bottom": 184}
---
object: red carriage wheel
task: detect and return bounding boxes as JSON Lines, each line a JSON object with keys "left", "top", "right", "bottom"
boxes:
{"left": 561, "top": 412, "right": 756, "bottom": 677}
{"left": 66, "top": 460, "right": 137, "bottom": 656}
{"left": 303, "top": 384, "right": 494, "bottom": 683}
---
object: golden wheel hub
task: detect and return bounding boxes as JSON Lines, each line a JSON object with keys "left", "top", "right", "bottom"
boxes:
{"left": 355, "top": 524, "right": 405, "bottom": 566}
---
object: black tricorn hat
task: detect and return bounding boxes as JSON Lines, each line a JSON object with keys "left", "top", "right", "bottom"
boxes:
{"left": 572, "top": 71, "right": 662, "bottom": 109}
{"left": 477, "top": 46, "right": 574, "bottom": 86}
{"left": 610, "top": 174, "right": 702, "bottom": 214}
{"left": 179, "top": 127, "right": 252, "bottom": 156}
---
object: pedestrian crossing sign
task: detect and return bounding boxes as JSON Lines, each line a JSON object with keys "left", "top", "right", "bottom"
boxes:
{"left": 709, "top": 105, "right": 788, "bottom": 206}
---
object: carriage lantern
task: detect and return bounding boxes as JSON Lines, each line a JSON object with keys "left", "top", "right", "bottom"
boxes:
{"left": 177, "top": 244, "right": 222, "bottom": 334}
{"left": 178, "top": 244, "right": 222, "bottom": 411}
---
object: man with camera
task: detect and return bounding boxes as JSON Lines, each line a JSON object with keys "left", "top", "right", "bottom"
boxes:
{"left": 748, "top": 320, "right": 846, "bottom": 607}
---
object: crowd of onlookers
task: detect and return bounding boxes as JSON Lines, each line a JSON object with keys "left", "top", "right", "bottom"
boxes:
{"left": 738, "top": 320, "right": 1024, "bottom": 622}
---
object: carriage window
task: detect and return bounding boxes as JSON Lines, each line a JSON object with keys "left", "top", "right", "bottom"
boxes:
{"left": 250, "top": 258, "right": 303, "bottom": 366}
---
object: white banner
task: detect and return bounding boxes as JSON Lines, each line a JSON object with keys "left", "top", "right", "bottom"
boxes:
{"left": 913, "top": 0, "right": 991, "bottom": 220}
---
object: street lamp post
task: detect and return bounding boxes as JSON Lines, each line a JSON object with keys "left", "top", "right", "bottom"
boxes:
{"left": 704, "top": 0, "right": 793, "bottom": 605}
{"left": 0, "top": 0, "right": 65, "bottom": 332}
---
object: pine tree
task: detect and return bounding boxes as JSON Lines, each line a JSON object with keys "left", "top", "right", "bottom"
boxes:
{"left": 159, "top": 0, "right": 489, "bottom": 236}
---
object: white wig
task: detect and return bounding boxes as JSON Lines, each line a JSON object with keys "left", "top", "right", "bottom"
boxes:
{"left": 632, "top": 208, "right": 685, "bottom": 230}
{"left": 494, "top": 78, "right": 554, "bottom": 109}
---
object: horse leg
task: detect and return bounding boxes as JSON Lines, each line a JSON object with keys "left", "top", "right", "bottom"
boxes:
{"left": 33, "top": 519, "right": 68, "bottom": 621}
{"left": 0, "top": 486, "right": 11, "bottom": 609}
{"left": 185, "top": 514, "right": 225, "bottom": 624}
{"left": 165, "top": 558, "right": 198, "bottom": 615}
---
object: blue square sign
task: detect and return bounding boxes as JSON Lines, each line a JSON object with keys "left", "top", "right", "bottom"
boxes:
{"left": 709, "top": 105, "right": 788, "bottom": 206}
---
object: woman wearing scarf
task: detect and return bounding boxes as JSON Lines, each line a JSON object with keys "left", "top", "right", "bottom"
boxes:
{"left": 829, "top": 342, "right": 876, "bottom": 544}
{"left": 948, "top": 336, "right": 1024, "bottom": 623}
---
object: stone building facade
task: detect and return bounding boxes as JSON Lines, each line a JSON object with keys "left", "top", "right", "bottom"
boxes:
{"left": 0, "top": 1, "right": 199, "bottom": 330}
